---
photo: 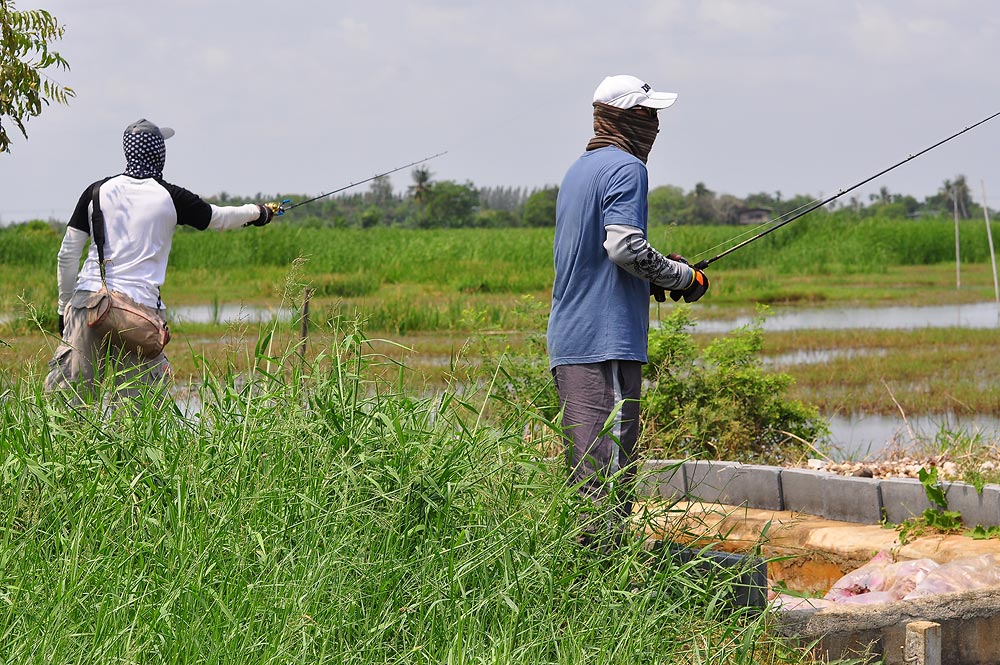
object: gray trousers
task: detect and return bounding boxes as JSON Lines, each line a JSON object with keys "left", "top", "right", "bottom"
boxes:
{"left": 552, "top": 360, "right": 642, "bottom": 538}
{"left": 44, "top": 290, "right": 172, "bottom": 403}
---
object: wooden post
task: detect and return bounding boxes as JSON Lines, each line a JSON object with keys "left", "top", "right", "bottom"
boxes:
{"left": 904, "top": 620, "right": 941, "bottom": 665}
{"left": 981, "top": 180, "right": 1000, "bottom": 308}
{"left": 954, "top": 187, "right": 961, "bottom": 291}
{"left": 299, "top": 287, "right": 311, "bottom": 360}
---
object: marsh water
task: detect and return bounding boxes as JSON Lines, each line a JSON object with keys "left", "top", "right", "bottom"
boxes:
{"left": 679, "top": 301, "right": 1000, "bottom": 456}
{"left": 827, "top": 413, "right": 1000, "bottom": 458}
{"left": 161, "top": 300, "right": 1000, "bottom": 329}
{"left": 9, "top": 300, "right": 1000, "bottom": 456}
{"left": 690, "top": 301, "right": 1000, "bottom": 333}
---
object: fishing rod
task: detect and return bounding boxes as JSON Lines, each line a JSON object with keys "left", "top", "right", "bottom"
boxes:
{"left": 271, "top": 151, "right": 448, "bottom": 215}
{"left": 692, "top": 110, "right": 1000, "bottom": 271}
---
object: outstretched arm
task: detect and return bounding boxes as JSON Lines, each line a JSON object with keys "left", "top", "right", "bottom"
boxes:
{"left": 206, "top": 203, "right": 273, "bottom": 230}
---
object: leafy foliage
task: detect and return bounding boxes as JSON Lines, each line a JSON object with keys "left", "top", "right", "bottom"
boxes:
{"left": 417, "top": 179, "right": 479, "bottom": 228}
{"left": 0, "top": 0, "right": 75, "bottom": 152}
{"left": 522, "top": 185, "right": 558, "bottom": 227}
{"left": 643, "top": 306, "right": 829, "bottom": 464}
{"left": 894, "top": 467, "right": 966, "bottom": 543}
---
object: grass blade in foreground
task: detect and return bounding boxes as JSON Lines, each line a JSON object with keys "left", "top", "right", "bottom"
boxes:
{"left": 0, "top": 326, "right": 811, "bottom": 664}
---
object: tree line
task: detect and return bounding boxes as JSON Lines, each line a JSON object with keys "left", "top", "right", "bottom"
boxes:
{"left": 205, "top": 168, "right": 993, "bottom": 229}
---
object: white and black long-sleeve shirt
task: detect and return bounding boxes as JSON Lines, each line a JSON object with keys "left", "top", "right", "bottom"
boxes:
{"left": 57, "top": 174, "right": 262, "bottom": 312}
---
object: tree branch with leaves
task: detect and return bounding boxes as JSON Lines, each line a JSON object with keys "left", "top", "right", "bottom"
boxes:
{"left": 0, "top": 0, "right": 74, "bottom": 153}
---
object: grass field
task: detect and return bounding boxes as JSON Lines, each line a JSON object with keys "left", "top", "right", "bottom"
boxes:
{"left": 3, "top": 220, "right": 1000, "bottom": 662}
{"left": 0, "top": 330, "right": 817, "bottom": 664}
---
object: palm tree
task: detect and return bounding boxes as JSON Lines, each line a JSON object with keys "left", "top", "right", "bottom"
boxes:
{"left": 408, "top": 166, "right": 433, "bottom": 205}
{"left": 940, "top": 176, "right": 972, "bottom": 219}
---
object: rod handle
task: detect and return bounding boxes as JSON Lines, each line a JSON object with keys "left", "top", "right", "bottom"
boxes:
{"left": 693, "top": 259, "right": 710, "bottom": 271}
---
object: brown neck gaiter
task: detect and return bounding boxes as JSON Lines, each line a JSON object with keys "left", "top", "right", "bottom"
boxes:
{"left": 586, "top": 102, "right": 659, "bottom": 163}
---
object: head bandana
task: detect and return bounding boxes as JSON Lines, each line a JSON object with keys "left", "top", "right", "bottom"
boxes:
{"left": 585, "top": 102, "right": 660, "bottom": 164}
{"left": 123, "top": 131, "right": 166, "bottom": 179}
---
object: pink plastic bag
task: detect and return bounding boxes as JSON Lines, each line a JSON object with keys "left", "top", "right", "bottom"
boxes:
{"left": 825, "top": 552, "right": 939, "bottom": 604}
{"left": 905, "top": 554, "right": 1000, "bottom": 599}
{"left": 824, "top": 550, "right": 894, "bottom": 601}
{"left": 882, "top": 558, "right": 939, "bottom": 599}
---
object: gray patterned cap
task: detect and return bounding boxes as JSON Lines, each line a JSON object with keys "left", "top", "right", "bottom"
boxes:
{"left": 125, "top": 118, "right": 174, "bottom": 140}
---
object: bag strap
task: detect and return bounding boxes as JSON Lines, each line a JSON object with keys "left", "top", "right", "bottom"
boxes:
{"left": 90, "top": 183, "right": 108, "bottom": 286}
{"left": 88, "top": 181, "right": 163, "bottom": 308}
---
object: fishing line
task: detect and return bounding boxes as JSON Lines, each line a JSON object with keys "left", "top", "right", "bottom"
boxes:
{"left": 689, "top": 195, "right": 829, "bottom": 263}
{"left": 692, "top": 109, "right": 1000, "bottom": 271}
{"left": 276, "top": 151, "right": 448, "bottom": 214}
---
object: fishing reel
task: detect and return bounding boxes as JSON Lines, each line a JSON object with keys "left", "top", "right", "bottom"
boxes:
{"left": 264, "top": 199, "right": 291, "bottom": 217}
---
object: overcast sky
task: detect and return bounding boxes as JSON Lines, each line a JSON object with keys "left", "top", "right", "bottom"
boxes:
{"left": 2, "top": 0, "right": 999, "bottom": 224}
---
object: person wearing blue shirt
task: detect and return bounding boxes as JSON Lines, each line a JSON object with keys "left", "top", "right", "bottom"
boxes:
{"left": 547, "top": 74, "right": 709, "bottom": 549}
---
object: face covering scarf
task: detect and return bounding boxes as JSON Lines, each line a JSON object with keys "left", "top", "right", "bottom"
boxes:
{"left": 123, "top": 131, "right": 166, "bottom": 179}
{"left": 586, "top": 102, "right": 659, "bottom": 164}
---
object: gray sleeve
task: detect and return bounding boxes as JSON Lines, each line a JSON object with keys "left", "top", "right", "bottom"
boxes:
{"left": 603, "top": 224, "right": 694, "bottom": 290}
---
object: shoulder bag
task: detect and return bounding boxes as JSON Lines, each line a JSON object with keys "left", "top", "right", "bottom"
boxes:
{"left": 85, "top": 183, "right": 171, "bottom": 358}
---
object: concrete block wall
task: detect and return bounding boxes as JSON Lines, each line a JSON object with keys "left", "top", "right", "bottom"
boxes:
{"left": 642, "top": 459, "right": 1000, "bottom": 527}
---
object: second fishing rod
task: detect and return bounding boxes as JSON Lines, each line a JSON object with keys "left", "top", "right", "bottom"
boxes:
{"left": 263, "top": 151, "right": 448, "bottom": 217}
{"left": 690, "top": 109, "right": 1000, "bottom": 271}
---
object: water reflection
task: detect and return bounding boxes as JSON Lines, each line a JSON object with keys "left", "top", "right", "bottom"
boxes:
{"left": 688, "top": 301, "right": 1000, "bottom": 333}
{"left": 169, "top": 304, "right": 295, "bottom": 324}
{"left": 763, "top": 348, "right": 887, "bottom": 367}
{"left": 827, "top": 412, "right": 1000, "bottom": 459}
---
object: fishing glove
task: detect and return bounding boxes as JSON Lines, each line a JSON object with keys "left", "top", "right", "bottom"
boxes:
{"left": 651, "top": 253, "right": 689, "bottom": 302}
{"left": 670, "top": 268, "right": 709, "bottom": 303}
{"left": 250, "top": 203, "right": 276, "bottom": 227}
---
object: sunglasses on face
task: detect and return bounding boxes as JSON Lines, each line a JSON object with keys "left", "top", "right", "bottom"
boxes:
{"left": 633, "top": 105, "right": 657, "bottom": 118}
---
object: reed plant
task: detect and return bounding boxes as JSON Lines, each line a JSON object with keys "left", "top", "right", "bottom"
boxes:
{"left": 4, "top": 218, "right": 1000, "bottom": 318}
{"left": 0, "top": 324, "right": 814, "bottom": 664}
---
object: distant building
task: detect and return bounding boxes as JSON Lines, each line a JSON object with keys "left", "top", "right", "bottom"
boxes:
{"left": 737, "top": 207, "right": 773, "bottom": 225}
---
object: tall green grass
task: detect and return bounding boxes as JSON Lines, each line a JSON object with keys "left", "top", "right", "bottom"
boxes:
{"left": 6, "top": 215, "right": 1000, "bottom": 289}
{"left": 0, "top": 327, "right": 809, "bottom": 664}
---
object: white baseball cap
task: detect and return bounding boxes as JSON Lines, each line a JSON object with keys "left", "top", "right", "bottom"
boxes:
{"left": 593, "top": 74, "right": 678, "bottom": 110}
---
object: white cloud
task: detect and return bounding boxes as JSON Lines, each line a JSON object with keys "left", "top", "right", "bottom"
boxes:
{"left": 195, "top": 47, "right": 235, "bottom": 76}
{"left": 851, "top": 3, "right": 950, "bottom": 61}
{"left": 697, "top": 0, "right": 785, "bottom": 33}
{"left": 336, "top": 17, "right": 374, "bottom": 51}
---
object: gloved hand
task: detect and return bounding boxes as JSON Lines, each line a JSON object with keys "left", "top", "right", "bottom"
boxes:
{"left": 669, "top": 268, "right": 709, "bottom": 303}
{"left": 651, "top": 253, "right": 689, "bottom": 302}
{"left": 58, "top": 313, "right": 65, "bottom": 336}
{"left": 250, "top": 203, "right": 276, "bottom": 227}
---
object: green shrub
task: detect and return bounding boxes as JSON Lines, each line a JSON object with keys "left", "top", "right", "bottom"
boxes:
{"left": 644, "top": 306, "right": 829, "bottom": 464}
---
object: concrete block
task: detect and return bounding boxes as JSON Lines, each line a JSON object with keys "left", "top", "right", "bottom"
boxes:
{"left": 780, "top": 468, "right": 828, "bottom": 518}
{"left": 666, "top": 546, "right": 768, "bottom": 608}
{"left": 714, "top": 464, "right": 784, "bottom": 511}
{"left": 881, "top": 477, "right": 934, "bottom": 524}
{"left": 944, "top": 482, "right": 1000, "bottom": 528}
{"left": 824, "top": 475, "right": 883, "bottom": 524}
{"left": 639, "top": 459, "right": 687, "bottom": 500}
{"left": 904, "top": 620, "right": 942, "bottom": 665}
{"left": 980, "top": 485, "right": 1000, "bottom": 527}
{"left": 684, "top": 460, "right": 738, "bottom": 504}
